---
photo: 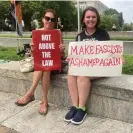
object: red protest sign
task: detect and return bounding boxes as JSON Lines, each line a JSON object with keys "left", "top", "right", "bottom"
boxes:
{"left": 32, "top": 29, "right": 61, "bottom": 71}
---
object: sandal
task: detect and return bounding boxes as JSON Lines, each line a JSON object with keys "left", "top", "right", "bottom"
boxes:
{"left": 39, "top": 101, "right": 49, "bottom": 115}
{"left": 15, "top": 93, "right": 35, "bottom": 106}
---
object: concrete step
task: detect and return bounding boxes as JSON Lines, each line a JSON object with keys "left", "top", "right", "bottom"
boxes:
{"left": 1, "top": 62, "right": 133, "bottom": 124}
{"left": 0, "top": 91, "right": 133, "bottom": 133}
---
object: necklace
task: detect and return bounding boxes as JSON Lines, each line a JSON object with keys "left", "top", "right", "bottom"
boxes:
{"left": 85, "top": 29, "right": 96, "bottom": 36}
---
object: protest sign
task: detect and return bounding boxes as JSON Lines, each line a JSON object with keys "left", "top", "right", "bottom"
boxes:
{"left": 32, "top": 29, "right": 61, "bottom": 71}
{"left": 68, "top": 41, "right": 123, "bottom": 76}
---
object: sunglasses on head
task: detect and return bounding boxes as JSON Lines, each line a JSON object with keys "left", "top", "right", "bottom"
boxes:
{"left": 44, "top": 16, "right": 56, "bottom": 22}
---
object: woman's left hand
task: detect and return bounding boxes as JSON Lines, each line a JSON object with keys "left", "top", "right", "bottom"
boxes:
{"left": 121, "top": 55, "right": 125, "bottom": 64}
{"left": 59, "top": 44, "right": 65, "bottom": 52}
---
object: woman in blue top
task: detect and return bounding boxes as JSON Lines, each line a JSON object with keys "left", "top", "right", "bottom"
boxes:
{"left": 64, "top": 6, "right": 110, "bottom": 125}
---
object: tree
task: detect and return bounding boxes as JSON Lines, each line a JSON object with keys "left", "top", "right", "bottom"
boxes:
{"left": 100, "top": 14, "right": 120, "bottom": 31}
{"left": 22, "top": 1, "right": 77, "bottom": 31}
{"left": 0, "top": 1, "right": 10, "bottom": 31}
{"left": 55, "top": 1, "right": 77, "bottom": 31}
{"left": 122, "top": 23, "right": 133, "bottom": 31}
{"left": 101, "top": 8, "right": 124, "bottom": 30}
{"left": 22, "top": 1, "right": 41, "bottom": 30}
{"left": 0, "top": 1, "right": 77, "bottom": 31}
{"left": 104, "top": 8, "right": 119, "bottom": 16}
{"left": 118, "top": 12, "right": 124, "bottom": 28}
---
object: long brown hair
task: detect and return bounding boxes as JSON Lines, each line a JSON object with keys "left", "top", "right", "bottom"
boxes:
{"left": 43, "top": 9, "right": 57, "bottom": 28}
{"left": 81, "top": 6, "right": 100, "bottom": 29}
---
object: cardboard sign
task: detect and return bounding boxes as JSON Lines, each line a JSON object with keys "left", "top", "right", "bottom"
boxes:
{"left": 32, "top": 29, "right": 61, "bottom": 71}
{"left": 68, "top": 41, "right": 123, "bottom": 77}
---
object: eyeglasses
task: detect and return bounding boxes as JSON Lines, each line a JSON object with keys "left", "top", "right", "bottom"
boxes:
{"left": 44, "top": 16, "right": 56, "bottom": 22}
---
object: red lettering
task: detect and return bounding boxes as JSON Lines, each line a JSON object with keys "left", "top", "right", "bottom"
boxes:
{"left": 104, "top": 59, "right": 109, "bottom": 66}
{"left": 99, "top": 58, "right": 104, "bottom": 66}
{"left": 90, "top": 46, "right": 94, "bottom": 54}
{"left": 112, "top": 46, "right": 117, "bottom": 54}
{"left": 79, "top": 46, "right": 84, "bottom": 55}
{"left": 108, "top": 58, "right": 114, "bottom": 66}
{"left": 69, "top": 57, "right": 121, "bottom": 68}
{"left": 84, "top": 45, "right": 90, "bottom": 54}
{"left": 75, "top": 58, "right": 80, "bottom": 66}
{"left": 69, "top": 58, "right": 76, "bottom": 66}
{"left": 87, "top": 59, "right": 94, "bottom": 67}
{"left": 103, "top": 45, "right": 108, "bottom": 53}
{"left": 118, "top": 45, "right": 123, "bottom": 53}
{"left": 78, "top": 58, "right": 83, "bottom": 67}
{"left": 71, "top": 46, "right": 77, "bottom": 55}
{"left": 96, "top": 45, "right": 103, "bottom": 54}
{"left": 99, "top": 57, "right": 121, "bottom": 67}
{"left": 114, "top": 57, "right": 121, "bottom": 65}
{"left": 82, "top": 59, "right": 88, "bottom": 66}
{"left": 95, "top": 58, "right": 100, "bottom": 64}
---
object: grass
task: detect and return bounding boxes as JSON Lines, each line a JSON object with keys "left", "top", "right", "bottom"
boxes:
{"left": 0, "top": 46, "right": 133, "bottom": 75}
{"left": 0, "top": 34, "right": 30, "bottom": 38}
{"left": 0, "top": 46, "right": 24, "bottom": 61}
{"left": 122, "top": 55, "right": 133, "bottom": 75}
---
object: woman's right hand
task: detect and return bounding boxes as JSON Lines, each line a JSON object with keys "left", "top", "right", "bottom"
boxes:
{"left": 121, "top": 55, "right": 125, "bottom": 64}
{"left": 30, "top": 41, "right": 34, "bottom": 51}
{"left": 30, "top": 41, "right": 34, "bottom": 56}
{"left": 66, "top": 56, "right": 71, "bottom": 62}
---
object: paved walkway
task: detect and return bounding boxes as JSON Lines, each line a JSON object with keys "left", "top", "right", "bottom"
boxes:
{"left": 0, "top": 61, "right": 20, "bottom": 71}
{"left": 0, "top": 124, "right": 19, "bottom": 133}
{"left": 0, "top": 91, "right": 133, "bottom": 133}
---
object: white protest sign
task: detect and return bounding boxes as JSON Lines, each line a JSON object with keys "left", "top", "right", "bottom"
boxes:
{"left": 68, "top": 41, "right": 123, "bottom": 77}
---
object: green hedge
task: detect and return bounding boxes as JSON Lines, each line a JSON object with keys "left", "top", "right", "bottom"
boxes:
{"left": 0, "top": 47, "right": 23, "bottom": 61}
{"left": 122, "top": 55, "right": 133, "bottom": 75}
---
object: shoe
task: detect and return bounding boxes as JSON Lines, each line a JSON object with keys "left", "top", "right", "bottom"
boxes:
{"left": 64, "top": 106, "right": 78, "bottom": 122}
{"left": 71, "top": 109, "right": 87, "bottom": 125}
{"left": 39, "top": 101, "right": 49, "bottom": 115}
{"left": 15, "top": 94, "right": 35, "bottom": 106}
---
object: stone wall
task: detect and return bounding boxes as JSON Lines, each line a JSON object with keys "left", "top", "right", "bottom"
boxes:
{"left": 0, "top": 37, "right": 133, "bottom": 54}
{"left": 0, "top": 63, "right": 133, "bottom": 123}
{"left": 0, "top": 31, "right": 133, "bottom": 38}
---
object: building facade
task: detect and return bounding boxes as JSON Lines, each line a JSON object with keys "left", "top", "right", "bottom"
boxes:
{"left": 75, "top": 0, "right": 108, "bottom": 14}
